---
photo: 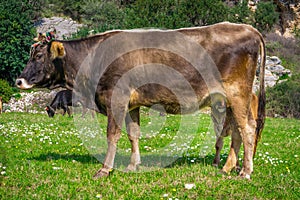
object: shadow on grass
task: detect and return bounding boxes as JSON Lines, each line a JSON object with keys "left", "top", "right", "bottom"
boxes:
{"left": 31, "top": 151, "right": 226, "bottom": 170}
{"left": 31, "top": 153, "right": 99, "bottom": 164}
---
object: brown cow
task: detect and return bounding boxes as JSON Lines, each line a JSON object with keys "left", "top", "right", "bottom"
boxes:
{"left": 212, "top": 93, "right": 259, "bottom": 170}
{"left": 16, "top": 22, "right": 266, "bottom": 179}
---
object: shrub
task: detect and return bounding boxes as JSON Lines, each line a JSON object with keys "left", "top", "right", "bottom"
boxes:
{"left": 0, "top": 79, "right": 14, "bottom": 103}
{"left": 81, "top": 0, "right": 124, "bottom": 29}
{"left": 228, "top": 1, "right": 253, "bottom": 24}
{"left": 254, "top": 1, "right": 279, "bottom": 33}
{"left": 266, "top": 74, "right": 300, "bottom": 119}
{"left": 266, "top": 33, "right": 300, "bottom": 74}
{"left": 0, "top": 0, "right": 36, "bottom": 85}
{"left": 124, "top": 0, "right": 230, "bottom": 29}
{"left": 40, "top": 0, "right": 83, "bottom": 21}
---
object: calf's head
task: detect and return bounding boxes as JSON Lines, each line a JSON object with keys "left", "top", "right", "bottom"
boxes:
{"left": 16, "top": 41, "right": 65, "bottom": 89}
{"left": 45, "top": 105, "right": 55, "bottom": 117}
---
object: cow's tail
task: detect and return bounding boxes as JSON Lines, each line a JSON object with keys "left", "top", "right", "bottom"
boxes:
{"left": 254, "top": 33, "right": 266, "bottom": 157}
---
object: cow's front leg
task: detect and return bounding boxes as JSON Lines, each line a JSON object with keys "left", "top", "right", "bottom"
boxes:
{"left": 93, "top": 109, "right": 122, "bottom": 179}
{"left": 66, "top": 107, "right": 71, "bottom": 117}
{"left": 124, "top": 108, "right": 141, "bottom": 172}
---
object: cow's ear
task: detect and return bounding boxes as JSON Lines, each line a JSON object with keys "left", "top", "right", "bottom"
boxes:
{"left": 49, "top": 41, "right": 65, "bottom": 59}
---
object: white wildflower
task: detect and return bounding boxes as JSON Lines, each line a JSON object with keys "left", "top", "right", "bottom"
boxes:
{"left": 185, "top": 183, "right": 196, "bottom": 190}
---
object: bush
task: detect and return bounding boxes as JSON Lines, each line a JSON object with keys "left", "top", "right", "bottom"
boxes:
{"left": 40, "top": 0, "right": 83, "bottom": 21}
{"left": 266, "top": 74, "right": 300, "bottom": 119}
{"left": 266, "top": 33, "right": 300, "bottom": 74}
{"left": 0, "top": 79, "right": 14, "bottom": 103}
{"left": 254, "top": 1, "right": 279, "bottom": 33}
{"left": 81, "top": 0, "right": 125, "bottom": 31}
{"left": 228, "top": 1, "right": 253, "bottom": 24}
{"left": 0, "top": 0, "right": 36, "bottom": 85}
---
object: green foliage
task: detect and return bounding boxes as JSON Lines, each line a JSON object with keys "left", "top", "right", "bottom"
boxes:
{"left": 178, "top": 0, "right": 230, "bottom": 27}
{"left": 228, "top": 1, "right": 253, "bottom": 24}
{"left": 292, "top": 27, "right": 300, "bottom": 38}
{"left": 0, "top": 0, "right": 36, "bottom": 85}
{"left": 81, "top": 0, "right": 125, "bottom": 31}
{"left": 72, "top": 0, "right": 279, "bottom": 35}
{"left": 124, "top": 0, "right": 189, "bottom": 29}
{"left": 266, "top": 74, "right": 300, "bottom": 118}
{"left": 41, "top": 0, "right": 83, "bottom": 21}
{"left": 0, "top": 79, "right": 14, "bottom": 103}
{"left": 254, "top": 1, "right": 279, "bottom": 32}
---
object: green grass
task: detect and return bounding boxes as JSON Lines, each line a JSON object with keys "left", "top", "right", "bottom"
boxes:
{"left": 0, "top": 111, "right": 299, "bottom": 199}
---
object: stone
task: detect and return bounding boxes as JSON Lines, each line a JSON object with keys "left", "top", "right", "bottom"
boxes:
{"left": 35, "top": 17, "right": 83, "bottom": 39}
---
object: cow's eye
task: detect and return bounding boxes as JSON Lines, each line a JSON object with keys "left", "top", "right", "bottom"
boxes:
{"left": 36, "top": 53, "right": 43, "bottom": 60}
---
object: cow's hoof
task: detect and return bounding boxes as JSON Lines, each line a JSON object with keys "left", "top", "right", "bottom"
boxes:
{"left": 239, "top": 170, "right": 251, "bottom": 180}
{"left": 212, "top": 162, "right": 219, "bottom": 168}
{"left": 93, "top": 168, "right": 110, "bottom": 179}
{"left": 235, "top": 165, "right": 241, "bottom": 173}
{"left": 124, "top": 164, "right": 139, "bottom": 172}
{"left": 218, "top": 169, "right": 227, "bottom": 175}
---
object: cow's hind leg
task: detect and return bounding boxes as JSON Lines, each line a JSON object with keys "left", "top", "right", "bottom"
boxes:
{"left": 124, "top": 108, "right": 141, "bottom": 172}
{"left": 213, "top": 110, "right": 231, "bottom": 167}
{"left": 213, "top": 136, "right": 224, "bottom": 167}
{"left": 221, "top": 126, "right": 242, "bottom": 174}
{"left": 223, "top": 99, "right": 256, "bottom": 179}
{"left": 239, "top": 110, "right": 256, "bottom": 178}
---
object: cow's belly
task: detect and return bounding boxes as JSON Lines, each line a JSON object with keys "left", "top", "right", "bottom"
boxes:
{"left": 128, "top": 86, "right": 210, "bottom": 114}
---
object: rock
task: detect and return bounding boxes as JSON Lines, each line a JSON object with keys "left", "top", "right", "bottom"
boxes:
{"left": 269, "top": 56, "right": 281, "bottom": 65}
{"left": 253, "top": 55, "right": 291, "bottom": 92}
{"left": 35, "top": 17, "right": 83, "bottom": 39}
{"left": 3, "top": 89, "right": 60, "bottom": 113}
{"left": 264, "top": 69, "right": 279, "bottom": 87}
{"left": 265, "top": 56, "right": 292, "bottom": 77}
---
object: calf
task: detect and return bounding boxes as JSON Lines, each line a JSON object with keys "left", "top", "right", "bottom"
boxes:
{"left": 46, "top": 90, "right": 73, "bottom": 117}
{"left": 0, "top": 96, "right": 2, "bottom": 114}
{"left": 46, "top": 90, "right": 96, "bottom": 118}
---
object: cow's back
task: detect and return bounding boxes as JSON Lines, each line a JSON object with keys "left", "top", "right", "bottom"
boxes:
{"left": 95, "top": 23, "right": 261, "bottom": 113}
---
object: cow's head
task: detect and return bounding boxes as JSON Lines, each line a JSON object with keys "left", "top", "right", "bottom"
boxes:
{"left": 16, "top": 41, "right": 66, "bottom": 89}
{"left": 45, "top": 105, "right": 55, "bottom": 117}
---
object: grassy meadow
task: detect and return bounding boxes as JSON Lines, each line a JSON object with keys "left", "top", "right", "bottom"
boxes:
{"left": 0, "top": 111, "right": 299, "bottom": 199}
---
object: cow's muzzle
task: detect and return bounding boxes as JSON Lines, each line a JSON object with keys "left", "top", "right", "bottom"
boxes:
{"left": 16, "top": 78, "right": 34, "bottom": 89}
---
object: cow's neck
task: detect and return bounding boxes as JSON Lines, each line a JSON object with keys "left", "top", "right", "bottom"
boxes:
{"left": 48, "top": 58, "right": 67, "bottom": 89}
{"left": 60, "top": 38, "right": 104, "bottom": 90}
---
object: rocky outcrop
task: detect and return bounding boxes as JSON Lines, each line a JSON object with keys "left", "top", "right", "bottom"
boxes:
{"left": 34, "top": 17, "right": 83, "bottom": 39}
{"left": 3, "top": 90, "right": 57, "bottom": 113}
{"left": 253, "top": 55, "right": 291, "bottom": 92}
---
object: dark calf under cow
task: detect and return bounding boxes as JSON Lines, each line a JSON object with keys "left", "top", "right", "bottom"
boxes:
{"left": 16, "top": 22, "right": 266, "bottom": 179}
{"left": 46, "top": 89, "right": 95, "bottom": 118}
{"left": 46, "top": 89, "right": 73, "bottom": 117}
